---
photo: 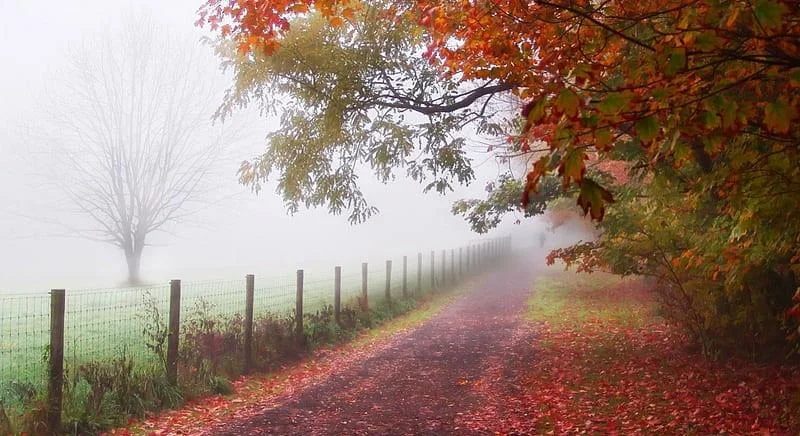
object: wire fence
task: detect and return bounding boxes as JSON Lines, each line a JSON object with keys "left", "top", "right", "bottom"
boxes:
{"left": 0, "top": 237, "right": 511, "bottom": 418}
{"left": 64, "top": 285, "right": 170, "bottom": 369}
{"left": 0, "top": 292, "right": 50, "bottom": 390}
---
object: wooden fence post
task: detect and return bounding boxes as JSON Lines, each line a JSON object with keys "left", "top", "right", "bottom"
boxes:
{"left": 334, "top": 266, "right": 341, "bottom": 324}
{"left": 385, "top": 260, "right": 392, "bottom": 303}
{"left": 244, "top": 274, "right": 255, "bottom": 374}
{"left": 167, "top": 280, "right": 181, "bottom": 386}
{"left": 402, "top": 256, "right": 408, "bottom": 298}
{"left": 296, "top": 269, "right": 304, "bottom": 341}
{"left": 47, "top": 289, "right": 65, "bottom": 433}
{"left": 417, "top": 252, "right": 423, "bottom": 295}
{"left": 361, "top": 262, "right": 368, "bottom": 310}
{"left": 430, "top": 250, "right": 435, "bottom": 290}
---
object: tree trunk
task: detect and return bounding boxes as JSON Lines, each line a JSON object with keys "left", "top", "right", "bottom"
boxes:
{"left": 125, "top": 245, "right": 144, "bottom": 285}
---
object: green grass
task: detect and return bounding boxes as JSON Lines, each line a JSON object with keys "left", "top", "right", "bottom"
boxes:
{"left": 0, "top": 261, "right": 449, "bottom": 412}
{"left": 526, "top": 270, "right": 656, "bottom": 329}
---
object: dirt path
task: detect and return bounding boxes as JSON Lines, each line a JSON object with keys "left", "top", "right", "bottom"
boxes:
{"left": 204, "top": 259, "right": 540, "bottom": 435}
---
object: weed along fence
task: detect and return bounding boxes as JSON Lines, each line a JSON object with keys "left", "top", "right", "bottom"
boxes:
{"left": 0, "top": 236, "right": 511, "bottom": 433}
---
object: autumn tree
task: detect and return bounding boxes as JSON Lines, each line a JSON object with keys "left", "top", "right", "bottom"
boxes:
{"left": 36, "top": 16, "right": 235, "bottom": 284}
{"left": 199, "top": 0, "right": 800, "bottom": 354}
{"left": 204, "top": 4, "right": 519, "bottom": 223}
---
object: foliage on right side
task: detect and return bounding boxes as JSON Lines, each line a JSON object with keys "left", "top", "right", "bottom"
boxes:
{"left": 198, "top": 1, "right": 800, "bottom": 359}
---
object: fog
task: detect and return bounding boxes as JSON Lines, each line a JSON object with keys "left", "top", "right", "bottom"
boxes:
{"left": 0, "top": 0, "right": 568, "bottom": 292}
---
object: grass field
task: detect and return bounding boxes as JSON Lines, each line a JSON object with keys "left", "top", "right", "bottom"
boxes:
{"left": 0, "top": 256, "right": 439, "bottom": 400}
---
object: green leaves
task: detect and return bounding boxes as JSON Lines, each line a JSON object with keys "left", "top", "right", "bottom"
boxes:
{"left": 694, "top": 31, "right": 721, "bottom": 52}
{"left": 594, "top": 128, "right": 613, "bottom": 151}
{"left": 576, "top": 178, "right": 614, "bottom": 220}
{"left": 764, "top": 98, "right": 795, "bottom": 134}
{"left": 635, "top": 116, "right": 660, "bottom": 144}
{"left": 522, "top": 99, "right": 548, "bottom": 134}
{"left": 453, "top": 174, "right": 561, "bottom": 233}
{"left": 753, "top": 0, "right": 785, "bottom": 30}
{"left": 558, "top": 148, "right": 587, "bottom": 187}
{"left": 657, "top": 46, "right": 687, "bottom": 77}
{"left": 790, "top": 69, "right": 800, "bottom": 87}
{"left": 598, "top": 92, "right": 631, "bottom": 115}
{"left": 555, "top": 89, "right": 580, "bottom": 117}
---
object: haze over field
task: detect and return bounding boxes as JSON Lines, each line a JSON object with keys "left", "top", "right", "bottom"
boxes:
{"left": 0, "top": 0, "right": 551, "bottom": 291}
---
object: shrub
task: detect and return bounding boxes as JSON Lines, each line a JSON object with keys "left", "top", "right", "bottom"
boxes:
{"left": 1, "top": 380, "right": 46, "bottom": 435}
{"left": 178, "top": 299, "right": 246, "bottom": 398}
{"left": 304, "top": 305, "right": 347, "bottom": 347}
{"left": 61, "top": 355, "right": 181, "bottom": 434}
{"left": 251, "top": 312, "right": 298, "bottom": 371}
{"left": 338, "top": 305, "right": 360, "bottom": 331}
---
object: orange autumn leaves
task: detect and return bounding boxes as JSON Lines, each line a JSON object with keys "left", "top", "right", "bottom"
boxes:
{"left": 197, "top": 0, "right": 359, "bottom": 54}
{"left": 198, "top": 0, "right": 799, "bottom": 222}
{"left": 412, "top": 0, "right": 799, "bottom": 216}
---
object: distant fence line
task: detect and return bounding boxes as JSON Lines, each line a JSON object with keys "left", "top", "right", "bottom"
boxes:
{"left": 0, "top": 236, "right": 512, "bottom": 431}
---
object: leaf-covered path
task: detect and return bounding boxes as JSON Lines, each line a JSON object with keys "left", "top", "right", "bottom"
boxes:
{"left": 205, "top": 260, "right": 538, "bottom": 435}
{"left": 115, "top": 259, "right": 799, "bottom": 435}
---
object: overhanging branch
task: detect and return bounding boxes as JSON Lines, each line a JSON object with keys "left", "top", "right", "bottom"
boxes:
{"left": 376, "top": 83, "right": 516, "bottom": 115}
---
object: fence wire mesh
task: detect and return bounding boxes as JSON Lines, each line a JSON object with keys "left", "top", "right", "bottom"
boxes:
{"left": 368, "top": 262, "right": 387, "bottom": 307}
{"left": 0, "top": 292, "right": 50, "bottom": 393}
{"left": 181, "top": 279, "right": 247, "bottom": 322}
{"left": 302, "top": 272, "right": 334, "bottom": 314}
{"left": 0, "top": 237, "right": 510, "bottom": 404}
{"left": 391, "top": 258, "right": 404, "bottom": 297}
{"left": 340, "top": 269, "right": 362, "bottom": 309}
{"left": 64, "top": 284, "right": 170, "bottom": 367}
{"left": 253, "top": 274, "right": 296, "bottom": 318}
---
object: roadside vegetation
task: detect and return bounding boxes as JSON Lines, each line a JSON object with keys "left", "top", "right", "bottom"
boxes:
{"left": 505, "top": 270, "right": 800, "bottom": 434}
{"left": 1, "top": 286, "right": 461, "bottom": 435}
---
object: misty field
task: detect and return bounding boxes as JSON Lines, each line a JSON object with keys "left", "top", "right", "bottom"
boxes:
{"left": 0, "top": 258, "right": 426, "bottom": 393}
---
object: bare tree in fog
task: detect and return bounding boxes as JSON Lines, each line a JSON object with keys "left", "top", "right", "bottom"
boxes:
{"left": 33, "top": 16, "right": 236, "bottom": 285}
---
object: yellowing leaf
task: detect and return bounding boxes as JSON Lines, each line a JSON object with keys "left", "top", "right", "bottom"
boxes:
{"left": 526, "top": 99, "right": 548, "bottom": 124}
{"left": 598, "top": 92, "right": 631, "bottom": 115}
{"left": 764, "top": 99, "right": 795, "bottom": 134}
{"left": 700, "top": 111, "right": 720, "bottom": 130}
{"left": 658, "top": 46, "right": 686, "bottom": 77}
{"left": 694, "top": 31, "right": 720, "bottom": 51}
{"left": 555, "top": 88, "right": 580, "bottom": 117}
{"left": 790, "top": 69, "right": 800, "bottom": 87}
{"left": 753, "top": 0, "right": 784, "bottom": 31}
{"left": 557, "top": 148, "right": 587, "bottom": 187}
{"left": 594, "top": 128, "right": 613, "bottom": 151}
{"left": 635, "top": 116, "right": 659, "bottom": 144}
{"left": 576, "top": 178, "right": 614, "bottom": 221}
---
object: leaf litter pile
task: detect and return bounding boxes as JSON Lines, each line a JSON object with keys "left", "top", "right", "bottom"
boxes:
{"left": 462, "top": 272, "right": 800, "bottom": 434}
{"left": 109, "top": 264, "right": 799, "bottom": 435}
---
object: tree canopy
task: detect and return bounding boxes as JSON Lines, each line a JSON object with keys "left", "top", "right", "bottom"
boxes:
{"left": 198, "top": 0, "right": 800, "bottom": 356}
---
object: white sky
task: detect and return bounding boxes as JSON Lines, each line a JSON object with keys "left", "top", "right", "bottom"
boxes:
{"left": 0, "top": 0, "right": 544, "bottom": 291}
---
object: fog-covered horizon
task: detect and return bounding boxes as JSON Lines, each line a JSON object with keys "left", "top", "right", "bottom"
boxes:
{"left": 0, "top": 0, "right": 566, "bottom": 292}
